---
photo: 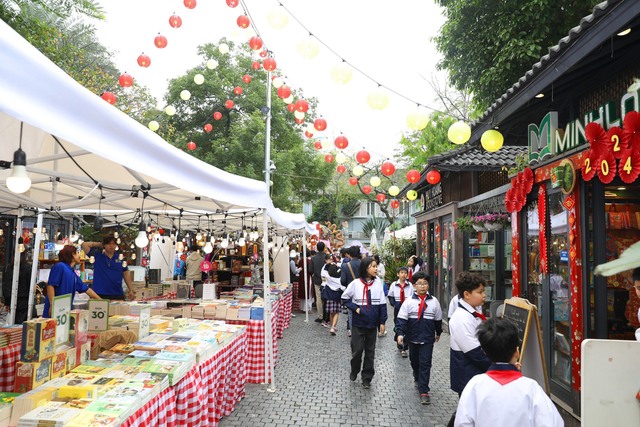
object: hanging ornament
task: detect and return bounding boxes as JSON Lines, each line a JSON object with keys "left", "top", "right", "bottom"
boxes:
{"left": 226, "top": 0, "right": 238, "bottom": 7}
{"left": 297, "top": 37, "right": 320, "bottom": 59}
{"left": 137, "top": 53, "right": 151, "bottom": 68}
{"left": 353, "top": 165, "right": 364, "bottom": 176}
{"left": 538, "top": 185, "right": 548, "bottom": 274}
{"left": 233, "top": 86, "right": 243, "bottom": 95}
{"left": 242, "top": 74, "right": 252, "bottom": 84}
{"left": 581, "top": 150, "right": 598, "bottom": 181}
{"left": 320, "top": 138, "right": 332, "bottom": 150}
{"left": 481, "top": 129, "right": 504, "bottom": 152}
{"left": 193, "top": 74, "right": 205, "bottom": 85}
{"left": 165, "top": 105, "right": 176, "bottom": 115}
{"left": 362, "top": 185, "right": 373, "bottom": 195}
{"left": 314, "top": 141, "right": 322, "bottom": 150}
{"left": 180, "top": 90, "right": 191, "bottom": 100}
{"left": 388, "top": 185, "right": 400, "bottom": 197}
{"left": 263, "top": 58, "right": 277, "bottom": 71}
{"left": 267, "top": 7, "right": 289, "bottom": 29}
{"left": 330, "top": 62, "right": 352, "bottom": 84}
{"left": 154, "top": 34, "right": 168, "bottom": 49}
{"left": 607, "top": 126, "right": 626, "bottom": 159}
{"left": 295, "top": 118, "right": 304, "bottom": 124}
{"left": 286, "top": 104, "right": 296, "bottom": 112}
{"left": 169, "top": 14, "right": 182, "bottom": 28}
{"left": 259, "top": 49, "right": 268, "bottom": 58}
{"left": 101, "top": 91, "right": 117, "bottom": 105}
{"left": 251, "top": 61, "right": 262, "bottom": 70}
{"left": 406, "top": 169, "right": 420, "bottom": 183}
{"left": 367, "top": 87, "right": 389, "bottom": 110}
{"left": 336, "top": 165, "right": 346, "bottom": 174}
{"left": 294, "top": 99, "right": 309, "bottom": 113}
{"left": 325, "top": 154, "right": 334, "bottom": 163}
{"left": 183, "top": 0, "right": 196, "bottom": 9}
{"left": 370, "top": 176, "right": 381, "bottom": 187}
{"left": 277, "top": 85, "right": 291, "bottom": 99}
{"left": 187, "top": 141, "right": 196, "bottom": 150}
{"left": 355, "top": 150, "right": 371, "bottom": 164}
{"left": 348, "top": 177, "right": 358, "bottom": 186}
{"left": 597, "top": 150, "right": 617, "bottom": 184}
{"left": 204, "top": 123, "right": 213, "bottom": 133}
{"left": 623, "top": 110, "right": 640, "bottom": 150}
{"left": 334, "top": 135, "right": 349, "bottom": 149}
{"left": 148, "top": 121, "right": 160, "bottom": 131}
{"left": 294, "top": 110, "right": 305, "bottom": 120}
{"left": 237, "top": 15, "right": 250, "bottom": 29}
{"left": 448, "top": 121, "right": 471, "bottom": 144}
{"left": 376, "top": 193, "right": 386, "bottom": 203}
{"left": 206, "top": 59, "right": 218, "bottom": 69}
{"left": 284, "top": 95, "right": 294, "bottom": 104}
{"left": 272, "top": 76, "right": 284, "bottom": 88}
{"left": 314, "top": 118, "right": 327, "bottom": 131}
{"left": 218, "top": 43, "right": 229, "bottom": 54}
{"left": 304, "top": 131, "right": 314, "bottom": 139}
{"left": 225, "top": 100, "right": 234, "bottom": 109}
{"left": 406, "top": 108, "right": 429, "bottom": 131}
{"left": 381, "top": 161, "right": 395, "bottom": 176}
{"left": 118, "top": 72, "right": 133, "bottom": 88}
{"left": 407, "top": 190, "right": 418, "bottom": 201}
{"left": 213, "top": 111, "right": 223, "bottom": 120}
{"left": 335, "top": 152, "right": 347, "bottom": 164}
{"left": 619, "top": 149, "right": 640, "bottom": 183}
{"left": 305, "top": 123, "right": 316, "bottom": 135}
{"left": 426, "top": 170, "right": 441, "bottom": 185}
{"left": 390, "top": 200, "right": 400, "bottom": 209}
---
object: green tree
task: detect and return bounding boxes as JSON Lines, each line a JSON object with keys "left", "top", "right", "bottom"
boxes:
{"left": 308, "top": 196, "right": 337, "bottom": 224}
{"left": 434, "top": 0, "right": 598, "bottom": 110}
{"left": 395, "top": 111, "right": 458, "bottom": 169}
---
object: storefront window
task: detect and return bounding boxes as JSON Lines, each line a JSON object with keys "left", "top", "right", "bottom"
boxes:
{"left": 441, "top": 218, "right": 453, "bottom": 313}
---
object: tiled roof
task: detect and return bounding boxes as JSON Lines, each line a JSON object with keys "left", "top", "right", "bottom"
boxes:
{"left": 425, "top": 145, "right": 527, "bottom": 172}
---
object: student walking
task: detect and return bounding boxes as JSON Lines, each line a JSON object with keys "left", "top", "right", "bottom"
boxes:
{"left": 387, "top": 266, "right": 414, "bottom": 357}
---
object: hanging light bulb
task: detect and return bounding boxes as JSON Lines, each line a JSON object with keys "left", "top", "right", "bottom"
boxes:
{"left": 220, "top": 237, "right": 229, "bottom": 248}
{"left": 116, "top": 237, "right": 121, "bottom": 244}
{"left": 237, "top": 236, "right": 246, "bottom": 247}
{"left": 17, "top": 237, "right": 24, "bottom": 253}
{"left": 130, "top": 243, "right": 135, "bottom": 249}
{"left": 6, "top": 123, "right": 31, "bottom": 193}
{"left": 196, "top": 231, "right": 202, "bottom": 240}
{"left": 135, "top": 221, "right": 149, "bottom": 248}
{"left": 131, "top": 253, "right": 137, "bottom": 260}
{"left": 89, "top": 256, "right": 95, "bottom": 263}
{"left": 70, "top": 231, "right": 78, "bottom": 242}
{"left": 203, "top": 241, "right": 213, "bottom": 253}
{"left": 122, "top": 261, "right": 128, "bottom": 268}
{"left": 118, "top": 253, "right": 124, "bottom": 261}
{"left": 113, "top": 231, "right": 119, "bottom": 239}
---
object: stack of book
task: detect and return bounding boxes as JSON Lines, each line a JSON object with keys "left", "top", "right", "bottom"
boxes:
{"left": 0, "top": 392, "right": 19, "bottom": 427}
{"left": 0, "top": 326, "right": 22, "bottom": 347}
{"left": 17, "top": 401, "right": 81, "bottom": 427}
{"left": 143, "top": 355, "right": 193, "bottom": 386}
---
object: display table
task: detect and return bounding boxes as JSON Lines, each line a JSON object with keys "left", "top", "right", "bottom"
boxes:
{"left": 0, "top": 343, "right": 20, "bottom": 392}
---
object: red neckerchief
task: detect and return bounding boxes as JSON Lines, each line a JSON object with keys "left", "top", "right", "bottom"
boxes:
{"left": 417, "top": 293, "right": 429, "bottom": 319}
{"left": 486, "top": 364, "right": 522, "bottom": 385}
{"left": 399, "top": 282, "right": 407, "bottom": 304}
{"left": 408, "top": 268, "right": 413, "bottom": 282}
{"left": 360, "top": 278, "right": 373, "bottom": 306}
{"left": 473, "top": 310, "right": 487, "bottom": 321}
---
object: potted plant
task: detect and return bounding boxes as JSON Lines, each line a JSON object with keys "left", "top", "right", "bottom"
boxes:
{"left": 470, "top": 215, "right": 487, "bottom": 232}
{"left": 454, "top": 216, "right": 475, "bottom": 233}
{"left": 481, "top": 213, "right": 511, "bottom": 231}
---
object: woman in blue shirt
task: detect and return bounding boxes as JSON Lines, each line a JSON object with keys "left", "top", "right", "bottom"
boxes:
{"left": 44, "top": 245, "right": 101, "bottom": 318}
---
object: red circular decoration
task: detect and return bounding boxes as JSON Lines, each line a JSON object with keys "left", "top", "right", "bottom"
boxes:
{"left": 390, "top": 200, "right": 400, "bottom": 209}
{"left": 618, "top": 149, "right": 640, "bottom": 183}
{"left": 158, "top": 228, "right": 164, "bottom": 235}
{"left": 259, "top": 49, "right": 268, "bottom": 58}
{"left": 314, "top": 141, "right": 322, "bottom": 150}
{"left": 295, "top": 118, "right": 304, "bottom": 124}
{"left": 355, "top": 150, "right": 370, "bottom": 164}
{"left": 380, "top": 161, "right": 395, "bottom": 176}
{"left": 286, "top": 104, "right": 296, "bottom": 112}
{"left": 348, "top": 177, "right": 358, "bottom": 186}
{"left": 225, "top": 100, "right": 234, "bottom": 109}
{"left": 169, "top": 14, "right": 182, "bottom": 28}
{"left": 325, "top": 154, "right": 334, "bottom": 163}
{"left": 426, "top": 169, "right": 441, "bottom": 184}
{"left": 376, "top": 193, "right": 386, "bottom": 203}
{"left": 623, "top": 110, "right": 640, "bottom": 150}
{"left": 581, "top": 149, "right": 599, "bottom": 181}
{"left": 607, "top": 126, "right": 627, "bottom": 159}
{"left": 204, "top": 123, "right": 213, "bottom": 133}
{"left": 141, "top": 258, "right": 148, "bottom": 267}
{"left": 242, "top": 74, "right": 252, "bottom": 84}
{"left": 249, "top": 36, "right": 263, "bottom": 51}
{"left": 137, "top": 53, "right": 151, "bottom": 68}
{"left": 200, "top": 261, "right": 211, "bottom": 272}
{"left": 597, "top": 151, "right": 617, "bottom": 184}
{"left": 406, "top": 169, "right": 420, "bottom": 183}
{"left": 263, "top": 58, "right": 277, "bottom": 72}
{"left": 187, "top": 141, "right": 196, "bottom": 150}
{"left": 294, "top": 99, "right": 309, "bottom": 113}
{"left": 154, "top": 34, "right": 168, "bottom": 49}
{"left": 233, "top": 86, "right": 243, "bottom": 95}
{"left": 523, "top": 167, "right": 534, "bottom": 193}
{"left": 236, "top": 15, "right": 250, "bottom": 28}
{"left": 184, "top": 0, "right": 196, "bottom": 9}
{"left": 362, "top": 185, "right": 373, "bottom": 195}
{"left": 101, "top": 91, "right": 117, "bottom": 105}
{"left": 336, "top": 165, "right": 346, "bottom": 174}
{"left": 213, "top": 111, "right": 223, "bottom": 120}
{"left": 304, "top": 131, "right": 314, "bottom": 138}
{"left": 334, "top": 135, "right": 349, "bottom": 149}
{"left": 118, "top": 72, "right": 133, "bottom": 88}
{"left": 226, "top": 0, "right": 239, "bottom": 7}
{"left": 314, "top": 118, "right": 327, "bottom": 131}
{"left": 251, "top": 61, "right": 261, "bottom": 70}
{"left": 277, "top": 85, "right": 291, "bottom": 99}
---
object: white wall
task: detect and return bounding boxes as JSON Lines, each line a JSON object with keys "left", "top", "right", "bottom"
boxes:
{"left": 272, "top": 235, "right": 290, "bottom": 283}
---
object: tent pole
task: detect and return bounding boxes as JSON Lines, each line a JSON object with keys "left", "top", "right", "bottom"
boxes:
{"left": 8, "top": 208, "right": 23, "bottom": 326}
{"left": 27, "top": 211, "right": 44, "bottom": 321}
{"left": 302, "top": 232, "right": 308, "bottom": 323}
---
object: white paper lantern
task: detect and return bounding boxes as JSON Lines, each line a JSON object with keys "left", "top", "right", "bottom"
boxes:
{"left": 267, "top": 7, "right": 288, "bottom": 29}
{"left": 406, "top": 108, "right": 429, "bottom": 131}
{"left": 206, "top": 59, "right": 219, "bottom": 70}
{"left": 353, "top": 165, "right": 364, "bottom": 176}
{"left": 367, "top": 88, "right": 389, "bottom": 110}
{"left": 272, "top": 76, "right": 284, "bottom": 88}
{"left": 296, "top": 37, "right": 320, "bottom": 59}
{"left": 284, "top": 95, "right": 294, "bottom": 104}
{"left": 180, "top": 90, "right": 191, "bottom": 101}
{"left": 218, "top": 43, "right": 229, "bottom": 54}
{"left": 194, "top": 74, "right": 205, "bottom": 85}
{"left": 335, "top": 152, "right": 347, "bottom": 164}
{"left": 370, "top": 176, "right": 381, "bottom": 187}
{"left": 148, "top": 121, "right": 159, "bottom": 131}
{"left": 294, "top": 110, "right": 305, "bottom": 120}
{"left": 165, "top": 105, "right": 176, "bottom": 116}
{"left": 330, "top": 63, "right": 353, "bottom": 84}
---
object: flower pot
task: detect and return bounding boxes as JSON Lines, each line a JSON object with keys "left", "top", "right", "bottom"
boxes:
{"left": 485, "top": 222, "right": 503, "bottom": 231}
{"left": 472, "top": 224, "right": 486, "bottom": 232}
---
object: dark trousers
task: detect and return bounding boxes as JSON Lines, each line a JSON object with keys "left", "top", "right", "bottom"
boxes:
{"left": 350, "top": 326, "right": 377, "bottom": 382}
{"left": 409, "top": 341, "right": 434, "bottom": 394}
{"left": 392, "top": 306, "right": 408, "bottom": 351}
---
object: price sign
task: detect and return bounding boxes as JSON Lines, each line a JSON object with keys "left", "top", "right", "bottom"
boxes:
{"left": 138, "top": 306, "right": 151, "bottom": 339}
{"left": 52, "top": 294, "right": 72, "bottom": 345}
{"left": 88, "top": 299, "right": 110, "bottom": 331}
{"left": 202, "top": 282, "right": 216, "bottom": 301}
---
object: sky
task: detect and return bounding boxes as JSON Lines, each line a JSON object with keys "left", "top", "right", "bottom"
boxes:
{"left": 94, "top": 0, "right": 448, "bottom": 165}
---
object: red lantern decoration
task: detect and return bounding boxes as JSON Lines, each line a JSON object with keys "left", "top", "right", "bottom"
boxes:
{"left": 294, "top": 99, "right": 309, "bottom": 112}
{"left": 304, "top": 131, "right": 314, "bottom": 138}
{"left": 390, "top": 200, "right": 400, "bottom": 209}
{"left": 249, "top": 36, "right": 263, "bottom": 51}
{"left": 259, "top": 49, "right": 268, "bottom": 58}
{"left": 183, "top": 0, "right": 196, "bottom": 9}
{"left": 426, "top": 169, "right": 441, "bottom": 185}
{"left": 362, "top": 185, "right": 373, "bottom": 195}
{"left": 204, "top": 123, "right": 213, "bottom": 133}
{"left": 213, "top": 111, "right": 223, "bottom": 120}
{"left": 314, "top": 118, "right": 327, "bottom": 131}
{"left": 224, "top": 100, "right": 234, "bottom": 109}
{"left": 356, "top": 150, "right": 371, "bottom": 164}
{"left": 226, "top": 0, "right": 239, "bottom": 7}
{"left": 380, "top": 161, "right": 395, "bottom": 176}
{"left": 295, "top": 118, "right": 304, "bottom": 124}
{"left": 277, "top": 85, "right": 291, "bottom": 99}
{"left": 118, "top": 72, "right": 133, "bottom": 88}
{"left": 263, "top": 58, "right": 277, "bottom": 72}
{"left": 336, "top": 165, "right": 346, "bottom": 174}
{"left": 325, "top": 154, "right": 334, "bottom": 163}
{"left": 314, "top": 141, "right": 322, "bottom": 150}
{"left": 169, "top": 14, "right": 182, "bottom": 28}
{"left": 406, "top": 169, "right": 420, "bottom": 183}
{"left": 242, "top": 74, "right": 252, "bottom": 84}
{"left": 348, "top": 177, "right": 358, "bottom": 186}
{"left": 154, "top": 34, "right": 168, "bottom": 49}
{"left": 187, "top": 141, "right": 196, "bottom": 150}
{"left": 233, "top": 86, "right": 243, "bottom": 95}
{"left": 137, "top": 53, "right": 151, "bottom": 68}
{"left": 237, "top": 15, "right": 250, "bottom": 28}
{"left": 101, "top": 91, "right": 117, "bottom": 105}
{"left": 286, "top": 104, "right": 296, "bottom": 112}
{"left": 251, "top": 61, "right": 261, "bottom": 70}
{"left": 334, "top": 135, "right": 349, "bottom": 149}
{"left": 376, "top": 193, "right": 386, "bottom": 203}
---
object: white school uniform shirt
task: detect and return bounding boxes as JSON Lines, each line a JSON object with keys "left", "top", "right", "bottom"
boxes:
{"left": 448, "top": 294, "right": 483, "bottom": 320}
{"left": 321, "top": 265, "right": 345, "bottom": 292}
{"left": 455, "top": 369, "right": 564, "bottom": 427}
{"left": 388, "top": 280, "right": 414, "bottom": 301}
{"left": 342, "top": 277, "right": 387, "bottom": 306}
{"left": 449, "top": 300, "right": 483, "bottom": 353}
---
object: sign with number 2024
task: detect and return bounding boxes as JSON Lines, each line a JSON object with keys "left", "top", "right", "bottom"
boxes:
{"left": 88, "top": 299, "right": 109, "bottom": 331}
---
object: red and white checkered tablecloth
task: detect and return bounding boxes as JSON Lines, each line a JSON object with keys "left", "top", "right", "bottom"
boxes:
{"left": 0, "top": 343, "right": 20, "bottom": 392}
{"left": 292, "top": 282, "right": 300, "bottom": 312}
{"left": 121, "top": 386, "right": 177, "bottom": 427}
{"left": 173, "top": 364, "right": 203, "bottom": 425}
{"left": 280, "top": 289, "right": 293, "bottom": 331}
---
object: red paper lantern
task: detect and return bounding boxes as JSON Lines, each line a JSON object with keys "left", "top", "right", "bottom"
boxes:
{"left": 314, "top": 141, "right": 322, "bottom": 150}
{"left": 314, "top": 118, "right": 327, "bottom": 131}
{"left": 184, "top": 0, "right": 196, "bottom": 9}
{"left": 101, "top": 91, "right": 117, "bottom": 105}
{"left": 118, "top": 72, "right": 133, "bottom": 88}
{"left": 259, "top": 49, "right": 268, "bottom": 58}
{"left": 226, "top": 0, "right": 239, "bottom": 7}
{"left": 362, "top": 185, "right": 373, "bottom": 195}
{"left": 286, "top": 104, "right": 296, "bottom": 112}
{"left": 225, "top": 100, "right": 234, "bottom": 109}
{"left": 277, "top": 85, "right": 291, "bottom": 99}
{"left": 263, "top": 58, "right": 277, "bottom": 72}
{"left": 137, "top": 53, "right": 151, "bottom": 68}
{"left": 426, "top": 169, "right": 441, "bottom": 185}
{"left": 336, "top": 165, "right": 347, "bottom": 174}
{"left": 169, "top": 14, "right": 182, "bottom": 28}
{"left": 381, "top": 161, "right": 395, "bottom": 176}
{"left": 251, "top": 61, "right": 261, "bottom": 70}
{"left": 242, "top": 74, "right": 252, "bottom": 84}
{"left": 325, "top": 154, "right": 334, "bottom": 163}
{"left": 304, "top": 131, "right": 314, "bottom": 138}
{"left": 233, "top": 86, "right": 243, "bottom": 95}
{"left": 334, "top": 135, "right": 349, "bottom": 149}
{"left": 295, "top": 118, "right": 304, "bottom": 124}
{"left": 348, "top": 177, "right": 358, "bottom": 186}
{"left": 294, "top": 99, "right": 309, "bottom": 112}
{"left": 213, "top": 111, "right": 223, "bottom": 120}
{"left": 204, "top": 123, "right": 213, "bottom": 133}
{"left": 356, "top": 150, "right": 371, "bottom": 164}
{"left": 406, "top": 169, "right": 420, "bottom": 183}
{"left": 249, "top": 36, "right": 263, "bottom": 51}
{"left": 390, "top": 200, "right": 400, "bottom": 209}
{"left": 376, "top": 193, "right": 386, "bottom": 203}
{"left": 154, "top": 34, "right": 168, "bottom": 48}
{"left": 237, "top": 15, "right": 250, "bottom": 28}
{"left": 187, "top": 141, "right": 196, "bottom": 150}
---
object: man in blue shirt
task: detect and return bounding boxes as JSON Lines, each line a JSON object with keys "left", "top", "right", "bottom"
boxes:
{"left": 82, "top": 236, "right": 134, "bottom": 300}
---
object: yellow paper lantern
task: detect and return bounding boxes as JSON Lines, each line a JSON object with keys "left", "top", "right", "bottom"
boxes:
{"left": 206, "top": 59, "right": 219, "bottom": 69}
{"left": 388, "top": 185, "right": 400, "bottom": 197}
{"left": 407, "top": 190, "right": 418, "bottom": 201}
{"left": 294, "top": 110, "right": 305, "bottom": 120}
{"left": 367, "top": 88, "right": 389, "bottom": 110}
{"left": 330, "top": 63, "right": 353, "bottom": 85}
{"left": 406, "top": 108, "right": 429, "bottom": 131}
{"left": 296, "top": 38, "right": 320, "bottom": 60}
{"left": 180, "top": 90, "right": 191, "bottom": 101}
{"left": 267, "top": 7, "right": 289, "bottom": 29}
{"left": 335, "top": 152, "right": 347, "bottom": 164}
{"left": 193, "top": 74, "right": 205, "bottom": 85}
{"left": 353, "top": 165, "right": 364, "bottom": 176}
{"left": 370, "top": 176, "right": 381, "bottom": 187}
{"left": 165, "top": 105, "right": 176, "bottom": 116}
{"left": 320, "top": 138, "right": 331, "bottom": 150}
{"left": 448, "top": 121, "right": 471, "bottom": 144}
{"left": 272, "top": 77, "right": 284, "bottom": 88}
{"left": 284, "top": 95, "right": 294, "bottom": 104}
{"left": 481, "top": 129, "right": 504, "bottom": 152}
{"left": 148, "top": 120, "right": 159, "bottom": 131}
{"left": 218, "top": 43, "right": 229, "bottom": 54}
{"left": 305, "top": 124, "right": 316, "bottom": 135}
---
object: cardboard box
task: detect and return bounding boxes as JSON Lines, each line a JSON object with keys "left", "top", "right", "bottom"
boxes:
{"left": 14, "top": 359, "right": 52, "bottom": 393}
{"left": 21, "top": 318, "right": 56, "bottom": 362}
{"left": 51, "top": 351, "right": 67, "bottom": 379}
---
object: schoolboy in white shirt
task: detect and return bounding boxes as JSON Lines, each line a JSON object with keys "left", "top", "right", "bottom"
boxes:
{"left": 388, "top": 266, "right": 414, "bottom": 357}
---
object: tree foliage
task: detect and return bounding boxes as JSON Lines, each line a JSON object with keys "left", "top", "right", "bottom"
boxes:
{"left": 395, "top": 111, "right": 458, "bottom": 169}
{"left": 434, "top": 0, "right": 598, "bottom": 110}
